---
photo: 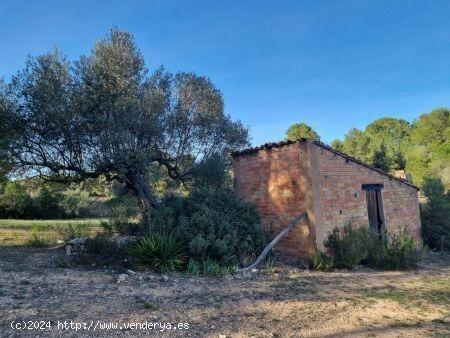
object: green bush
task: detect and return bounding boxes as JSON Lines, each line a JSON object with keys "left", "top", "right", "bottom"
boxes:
{"left": 127, "top": 232, "right": 187, "bottom": 272}
{"left": 202, "top": 259, "right": 236, "bottom": 276}
{"left": 365, "top": 230, "right": 421, "bottom": 270}
{"left": 72, "top": 234, "right": 128, "bottom": 267}
{"left": 152, "top": 188, "right": 266, "bottom": 266}
{"left": 324, "top": 224, "right": 371, "bottom": 269}
{"left": 321, "top": 225, "right": 420, "bottom": 270}
{"left": 105, "top": 196, "right": 142, "bottom": 235}
{"left": 310, "top": 250, "right": 333, "bottom": 271}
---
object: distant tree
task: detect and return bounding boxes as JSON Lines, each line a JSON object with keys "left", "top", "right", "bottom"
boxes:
{"left": 340, "top": 128, "right": 371, "bottom": 163}
{"left": 405, "top": 108, "right": 450, "bottom": 189}
{"left": 1, "top": 28, "right": 249, "bottom": 227}
{"left": 285, "top": 122, "right": 320, "bottom": 141}
{"left": 371, "top": 143, "right": 390, "bottom": 172}
{"left": 421, "top": 177, "right": 450, "bottom": 251}
{"left": 330, "top": 139, "right": 344, "bottom": 152}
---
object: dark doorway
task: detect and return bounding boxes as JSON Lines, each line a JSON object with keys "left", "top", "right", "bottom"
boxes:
{"left": 362, "top": 184, "right": 385, "bottom": 233}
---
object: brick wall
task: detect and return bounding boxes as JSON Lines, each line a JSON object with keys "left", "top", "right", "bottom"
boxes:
{"left": 233, "top": 140, "right": 422, "bottom": 258}
{"left": 233, "top": 142, "right": 316, "bottom": 257}
{"left": 312, "top": 144, "right": 421, "bottom": 249}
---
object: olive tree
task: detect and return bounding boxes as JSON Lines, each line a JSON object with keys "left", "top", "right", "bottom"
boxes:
{"left": 1, "top": 29, "right": 249, "bottom": 226}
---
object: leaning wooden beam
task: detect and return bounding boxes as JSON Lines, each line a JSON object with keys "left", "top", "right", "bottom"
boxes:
{"left": 237, "top": 212, "right": 307, "bottom": 273}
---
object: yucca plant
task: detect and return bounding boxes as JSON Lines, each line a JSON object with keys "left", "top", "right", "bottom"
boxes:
{"left": 127, "top": 232, "right": 187, "bottom": 272}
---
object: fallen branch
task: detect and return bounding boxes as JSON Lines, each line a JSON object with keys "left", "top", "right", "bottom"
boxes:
{"left": 237, "top": 212, "right": 307, "bottom": 273}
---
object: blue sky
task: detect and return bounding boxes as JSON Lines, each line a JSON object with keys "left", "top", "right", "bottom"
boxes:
{"left": 1, "top": 0, "right": 449, "bottom": 145}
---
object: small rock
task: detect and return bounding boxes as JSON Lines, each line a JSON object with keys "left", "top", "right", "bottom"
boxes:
{"left": 210, "top": 325, "right": 216, "bottom": 330}
{"left": 162, "top": 275, "right": 169, "bottom": 282}
{"left": 251, "top": 268, "right": 258, "bottom": 274}
{"left": 117, "top": 274, "right": 128, "bottom": 283}
{"left": 127, "top": 269, "right": 137, "bottom": 275}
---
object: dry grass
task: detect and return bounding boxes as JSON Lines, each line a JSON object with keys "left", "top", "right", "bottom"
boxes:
{"left": 0, "top": 219, "right": 104, "bottom": 246}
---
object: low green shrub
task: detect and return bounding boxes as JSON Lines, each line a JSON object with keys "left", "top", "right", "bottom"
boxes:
{"left": 365, "top": 230, "right": 422, "bottom": 270}
{"left": 84, "top": 234, "right": 118, "bottom": 255}
{"left": 152, "top": 188, "right": 267, "bottom": 266}
{"left": 26, "top": 225, "right": 47, "bottom": 247}
{"left": 320, "top": 225, "right": 421, "bottom": 271}
{"left": 127, "top": 232, "right": 187, "bottom": 272}
{"left": 55, "top": 222, "right": 91, "bottom": 241}
{"left": 324, "top": 224, "right": 371, "bottom": 269}
{"left": 187, "top": 258, "right": 200, "bottom": 276}
{"left": 202, "top": 259, "right": 237, "bottom": 276}
{"left": 310, "top": 250, "right": 333, "bottom": 271}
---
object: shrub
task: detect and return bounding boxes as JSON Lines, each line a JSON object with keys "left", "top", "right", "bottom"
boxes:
{"left": 32, "top": 186, "right": 64, "bottom": 219}
{"left": 72, "top": 234, "right": 128, "bottom": 267}
{"left": 365, "top": 230, "right": 421, "bottom": 270}
{"left": 105, "top": 196, "right": 142, "bottom": 235}
{"left": 55, "top": 222, "right": 91, "bottom": 241}
{"left": 324, "top": 225, "right": 370, "bottom": 269}
{"left": 26, "top": 226, "right": 47, "bottom": 247}
{"left": 202, "top": 259, "right": 236, "bottom": 276}
{"left": 321, "top": 225, "right": 421, "bottom": 270}
{"left": 187, "top": 258, "right": 200, "bottom": 276}
{"left": 310, "top": 250, "right": 333, "bottom": 271}
{"left": 127, "top": 232, "right": 187, "bottom": 272}
{"left": 152, "top": 188, "right": 267, "bottom": 266}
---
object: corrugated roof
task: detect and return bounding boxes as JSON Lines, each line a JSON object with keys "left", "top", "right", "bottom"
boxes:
{"left": 232, "top": 138, "right": 419, "bottom": 190}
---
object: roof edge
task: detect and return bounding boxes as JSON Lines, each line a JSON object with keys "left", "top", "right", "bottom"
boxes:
{"left": 232, "top": 139, "right": 419, "bottom": 190}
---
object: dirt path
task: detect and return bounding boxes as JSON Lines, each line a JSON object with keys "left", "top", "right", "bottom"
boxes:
{"left": 0, "top": 248, "right": 449, "bottom": 337}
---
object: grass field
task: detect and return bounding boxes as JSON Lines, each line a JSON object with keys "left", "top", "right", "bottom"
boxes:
{"left": 0, "top": 218, "right": 104, "bottom": 246}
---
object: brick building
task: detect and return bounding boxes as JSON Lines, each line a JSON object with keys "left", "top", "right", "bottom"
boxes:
{"left": 232, "top": 139, "right": 421, "bottom": 258}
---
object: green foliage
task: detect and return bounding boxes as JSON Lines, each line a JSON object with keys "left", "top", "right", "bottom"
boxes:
{"left": 26, "top": 226, "right": 47, "bottom": 247}
{"left": 33, "top": 186, "right": 64, "bottom": 219}
{"left": 3, "top": 28, "right": 249, "bottom": 223}
{"left": 106, "top": 196, "right": 142, "bottom": 235}
{"left": 310, "top": 250, "right": 333, "bottom": 271}
{"left": 420, "top": 178, "right": 450, "bottom": 251}
{"left": 55, "top": 222, "right": 91, "bottom": 241}
{"left": 325, "top": 225, "right": 371, "bottom": 269}
{"left": 371, "top": 143, "right": 390, "bottom": 172}
{"left": 365, "top": 230, "right": 421, "bottom": 270}
{"left": 187, "top": 258, "right": 200, "bottom": 276}
{"left": 405, "top": 109, "right": 450, "bottom": 188}
{"left": 152, "top": 188, "right": 266, "bottom": 266}
{"left": 332, "top": 110, "right": 449, "bottom": 189}
{"left": 142, "top": 300, "right": 157, "bottom": 310}
{"left": 127, "top": 232, "right": 187, "bottom": 272}
{"left": 321, "top": 225, "right": 420, "bottom": 270}
{"left": 84, "top": 234, "right": 118, "bottom": 255}
{"left": 192, "top": 153, "right": 232, "bottom": 190}
{"left": 0, "top": 181, "right": 33, "bottom": 218}
{"left": 285, "top": 122, "right": 320, "bottom": 141}
{"left": 202, "top": 259, "right": 236, "bottom": 276}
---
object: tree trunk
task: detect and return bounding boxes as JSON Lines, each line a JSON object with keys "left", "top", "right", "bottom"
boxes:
{"left": 126, "top": 170, "right": 154, "bottom": 231}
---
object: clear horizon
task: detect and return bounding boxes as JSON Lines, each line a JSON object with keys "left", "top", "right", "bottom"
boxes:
{"left": 1, "top": 0, "right": 449, "bottom": 145}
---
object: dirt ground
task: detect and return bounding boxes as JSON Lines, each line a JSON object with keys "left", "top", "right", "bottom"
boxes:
{"left": 0, "top": 247, "right": 449, "bottom": 337}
